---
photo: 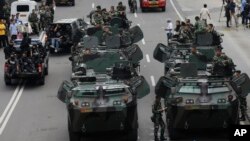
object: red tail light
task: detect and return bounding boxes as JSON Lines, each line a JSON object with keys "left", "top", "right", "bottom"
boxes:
{"left": 228, "top": 95, "right": 233, "bottom": 102}
{"left": 38, "top": 64, "right": 42, "bottom": 73}
{"left": 4, "top": 63, "right": 8, "bottom": 72}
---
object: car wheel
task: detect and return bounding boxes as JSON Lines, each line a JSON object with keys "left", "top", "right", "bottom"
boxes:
{"left": 39, "top": 75, "right": 45, "bottom": 85}
{"left": 162, "top": 7, "right": 166, "bottom": 12}
{"left": 4, "top": 75, "right": 11, "bottom": 86}
{"left": 45, "top": 62, "right": 49, "bottom": 75}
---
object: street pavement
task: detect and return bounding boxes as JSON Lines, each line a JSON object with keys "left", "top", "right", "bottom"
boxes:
{"left": 0, "top": 0, "right": 249, "bottom": 141}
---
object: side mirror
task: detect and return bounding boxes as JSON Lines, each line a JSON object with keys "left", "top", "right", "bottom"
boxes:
{"left": 57, "top": 81, "right": 73, "bottom": 103}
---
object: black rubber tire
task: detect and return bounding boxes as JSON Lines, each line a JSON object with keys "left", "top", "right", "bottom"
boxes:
{"left": 68, "top": 118, "right": 81, "bottom": 141}
{"left": 162, "top": 7, "right": 166, "bottom": 12}
{"left": 127, "top": 128, "right": 138, "bottom": 141}
{"left": 141, "top": 8, "right": 146, "bottom": 12}
{"left": 4, "top": 75, "right": 11, "bottom": 86}
{"left": 71, "top": 0, "right": 75, "bottom": 6}
{"left": 45, "top": 62, "right": 49, "bottom": 75}
{"left": 167, "top": 113, "right": 181, "bottom": 140}
{"left": 39, "top": 75, "right": 45, "bottom": 85}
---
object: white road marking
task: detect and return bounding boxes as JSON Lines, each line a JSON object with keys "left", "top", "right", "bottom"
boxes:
{"left": 134, "top": 12, "right": 138, "bottom": 18}
{"left": 142, "top": 39, "right": 146, "bottom": 45}
{"left": 170, "top": 0, "right": 184, "bottom": 21}
{"left": 150, "top": 76, "right": 156, "bottom": 87}
{"left": 0, "top": 83, "right": 25, "bottom": 135}
{"left": 0, "top": 85, "right": 20, "bottom": 124}
{"left": 92, "top": 3, "right": 95, "bottom": 9}
{"left": 146, "top": 54, "right": 151, "bottom": 63}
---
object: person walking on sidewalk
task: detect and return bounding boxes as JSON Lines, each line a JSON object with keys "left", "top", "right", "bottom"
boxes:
{"left": 225, "top": 2, "right": 231, "bottom": 27}
{"left": 200, "top": 4, "right": 211, "bottom": 25}
{"left": 0, "top": 19, "right": 7, "bottom": 48}
{"left": 229, "top": 0, "right": 238, "bottom": 27}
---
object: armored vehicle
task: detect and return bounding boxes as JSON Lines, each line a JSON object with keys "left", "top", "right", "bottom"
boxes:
{"left": 70, "top": 25, "right": 144, "bottom": 74}
{"left": 57, "top": 65, "right": 150, "bottom": 141}
{"left": 153, "top": 33, "right": 250, "bottom": 139}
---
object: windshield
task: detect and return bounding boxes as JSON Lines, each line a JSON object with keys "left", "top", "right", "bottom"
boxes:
{"left": 179, "top": 85, "right": 201, "bottom": 94}
{"left": 17, "top": 5, "right": 29, "bottom": 12}
{"left": 74, "top": 90, "right": 97, "bottom": 97}
{"left": 208, "top": 86, "right": 230, "bottom": 94}
{"left": 14, "top": 40, "right": 39, "bottom": 45}
{"left": 104, "top": 88, "right": 125, "bottom": 95}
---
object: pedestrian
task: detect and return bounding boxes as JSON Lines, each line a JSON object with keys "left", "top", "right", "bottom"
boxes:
{"left": 0, "top": 19, "right": 7, "bottom": 48}
{"left": 200, "top": 4, "right": 211, "bottom": 25}
{"left": 244, "top": 2, "right": 250, "bottom": 27}
{"left": 151, "top": 96, "right": 167, "bottom": 141}
{"left": 241, "top": 0, "right": 247, "bottom": 24}
{"left": 165, "top": 19, "right": 173, "bottom": 41}
{"left": 229, "top": 0, "right": 238, "bottom": 27}
{"left": 225, "top": 2, "right": 231, "bottom": 27}
{"left": 9, "top": 19, "right": 18, "bottom": 41}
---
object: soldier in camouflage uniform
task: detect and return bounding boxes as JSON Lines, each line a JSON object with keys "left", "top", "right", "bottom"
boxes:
{"left": 152, "top": 96, "right": 167, "bottom": 141}
{"left": 213, "top": 48, "right": 234, "bottom": 76}
{"left": 102, "top": 8, "right": 110, "bottom": 25}
{"left": 39, "top": 6, "right": 46, "bottom": 30}
{"left": 92, "top": 5, "right": 104, "bottom": 26}
{"left": 28, "top": 9, "right": 39, "bottom": 34}
{"left": 44, "top": 7, "right": 53, "bottom": 28}
{"left": 3, "top": 3, "right": 10, "bottom": 26}
{"left": 232, "top": 70, "right": 248, "bottom": 121}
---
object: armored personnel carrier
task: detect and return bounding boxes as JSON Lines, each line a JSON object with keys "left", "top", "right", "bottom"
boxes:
{"left": 57, "top": 63, "right": 150, "bottom": 141}
{"left": 153, "top": 33, "right": 250, "bottom": 139}
{"left": 70, "top": 24, "right": 144, "bottom": 74}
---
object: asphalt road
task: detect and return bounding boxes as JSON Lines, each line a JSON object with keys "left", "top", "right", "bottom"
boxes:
{"left": 0, "top": 0, "right": 249, "bottom": 141}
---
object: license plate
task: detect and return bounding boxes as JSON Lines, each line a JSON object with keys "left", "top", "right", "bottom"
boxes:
{"left": 80, "top": 108, "right": 92, "bottom": 113}
{"left": 20, "top": 14, "right": 26, "bottom": 17}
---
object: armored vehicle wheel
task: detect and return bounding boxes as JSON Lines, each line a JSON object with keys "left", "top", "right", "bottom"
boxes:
{"left": 4, "top": 76, "right": 11, "bottom": 86}
{"left": 71, "top": 0, "right": 75, "bottom": 6}
{"left": 68, "top": 118, "right": 81, "bottom": 141}
{"left": 167, "top": 114, "right": 182, "bottom": 140}
{"left": 127, "top": 128, "right": 138, "bottom": 141}
{"left": 39, "top": 75, "right": 45, "bottom": 85}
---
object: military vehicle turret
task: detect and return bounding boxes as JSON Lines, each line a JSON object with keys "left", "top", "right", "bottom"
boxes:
{"left": 57, "top": 63, "right": 150, "bottom": 141}
{"left": 70, "top": 24, "right": 144, "bottom": 74}
{"left": 153, "top": 33, "right": 250, "bottom": 139}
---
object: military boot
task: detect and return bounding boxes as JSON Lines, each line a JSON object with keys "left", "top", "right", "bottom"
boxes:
{"left": 154, "top": 136, "right": 160, "bottom": 141}
{"left": 240, "top": 115, "right": 246, "bottom": 121}
{"left": 160, "top": 135, "right": 167, "bottom": 141}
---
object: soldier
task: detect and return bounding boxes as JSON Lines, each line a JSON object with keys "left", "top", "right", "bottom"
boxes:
{"left": 109, "top": 6, "right": 116, "bottom": 18}
{"left": 194, "top": 16, "right": 206, "bottom": 33}
{"left": 233, "top": 70, "right": 248, "bottom": 121}
{"left": 117, "top": 1, "right": 126, "bottom": 12}
{"left": 152, "top": 96, "right": 167, "bottom": 141}
{"left": 20, "top": 52, "right": 36, "bottom": 73}
{"left": 28, "top": 9, "right": 39, "bottom": 34}
{"left": 212, "top": 48, "right": 234, "bottom": 76}
{"left": 102, "top": 8, "right": 110, "bottom": 24}
{"left": 6, "top": 54, "right": 19, "bottom": 77}
{"left": 39, "top": 6, "right": 46, "bottom": 30}
{"left": 92, "top": 5, "right": 104, "bottom": 26}
{"left": 102, "top": 26, "right": 113, "bottom": 43}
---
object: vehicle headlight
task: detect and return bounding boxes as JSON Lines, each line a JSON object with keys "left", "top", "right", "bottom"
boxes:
{"left": 186, "top": 99, "right": 194, "bottom": 104}
{"left": 113, "top": 100, "right": 122, "bottom": 105}
{"left": 81, "top": 102, "right": 90, "bottom": 107}
{"left": 217, "top": 98, "right": 227, "bottom": 103}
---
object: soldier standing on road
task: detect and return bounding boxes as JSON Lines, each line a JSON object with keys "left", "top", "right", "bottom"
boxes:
{"left": 152, "top": 96, "right": 167, "bottom": 141}
{"left": 232, "top": 70, "right": 248, "bottom": 121}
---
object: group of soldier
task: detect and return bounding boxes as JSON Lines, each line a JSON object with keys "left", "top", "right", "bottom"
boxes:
{"left": 29, "top": 2, "right": 54, "bottom": 34}
{"left": 152, "top": 12, "right": 248, "bottom": 141}
{"left": 5, "top": 33, "right": 47, "bottom": 76}
{"left": 90, "top": 2, "right": 127, "bottom": 27}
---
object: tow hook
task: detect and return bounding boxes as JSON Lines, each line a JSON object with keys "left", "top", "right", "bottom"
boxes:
{"left": 185, "top": 121, "right": 189, "bottom": 130}
{"left": 81, "top": 124, "right": 86, "bottom": 132}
